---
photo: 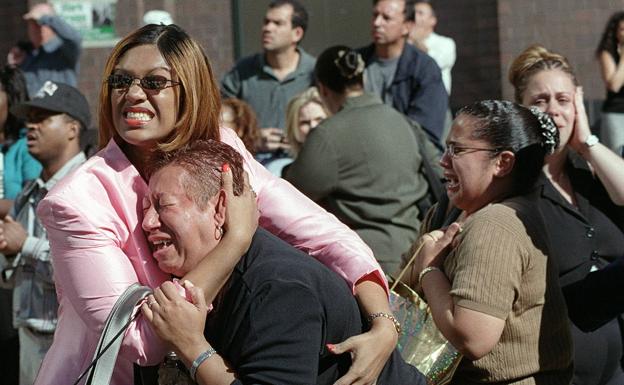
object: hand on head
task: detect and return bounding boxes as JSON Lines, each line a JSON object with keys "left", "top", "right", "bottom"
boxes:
{"left": 568, "top": 86, "right": 592, "bottom": 153}
{"left": 23, "top": 3, "right": 55, "bottom": 21}
{"left": 220, "top": 165, "right": 258, "bottom": 253}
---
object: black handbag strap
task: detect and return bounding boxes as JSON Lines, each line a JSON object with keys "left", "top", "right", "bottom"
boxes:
{"left": 73, "top": 283, "right": 152, "bottom": 385}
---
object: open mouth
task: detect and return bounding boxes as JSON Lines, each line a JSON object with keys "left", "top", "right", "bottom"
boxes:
{"left": 444, "top": 175, "right": 459, "bottom": 191}
{"left": 26, "top": 133, "right": 38, "bottom": 145}
{"left": 123, "top": 109, "right": 155, "bottom": 126}
{"left": 152, "top": 239, "right": 172, "bottom": 251}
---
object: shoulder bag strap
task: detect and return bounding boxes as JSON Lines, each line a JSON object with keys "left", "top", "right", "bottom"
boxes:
{"left": 73, "top": 283, "right": 153, "bottom": 385}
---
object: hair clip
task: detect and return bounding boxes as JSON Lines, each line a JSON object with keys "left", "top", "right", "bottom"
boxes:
{"left": 334, "top": 50, "right": 365, "bottom": 79}
{"left": 528, "top": 106, "right": 558, "bottom": 154}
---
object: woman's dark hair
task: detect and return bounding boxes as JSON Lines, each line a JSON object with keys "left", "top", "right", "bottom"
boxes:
{"left": 457, "top": 100, "right": 559, "bottom": 193}
{"left": 0, "top": 66, "right": 29, "bottom": 143}
{"left": 596, "top": 11, "right": 624, "bottom": 59}
{"left": 315, "top": 45, "right": 365, "bottom": 94}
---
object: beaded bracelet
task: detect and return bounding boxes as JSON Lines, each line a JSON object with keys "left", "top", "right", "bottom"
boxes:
{"left": 367, "top": 312, "right": 402, "bottom": 334}
{"left": 418, "top": 266, "right": 442, "bottom": 285}
{"left": 189, "top": 347, "right": 217, "bottom": 382}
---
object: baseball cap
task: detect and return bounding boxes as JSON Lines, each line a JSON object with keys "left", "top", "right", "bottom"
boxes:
{"left": 11, "top": 80, "right": 91, "bottom": 129}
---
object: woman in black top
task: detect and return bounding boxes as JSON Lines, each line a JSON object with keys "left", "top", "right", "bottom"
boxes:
{"left": 509, "top": 44, "right": 624, "bottom": 385}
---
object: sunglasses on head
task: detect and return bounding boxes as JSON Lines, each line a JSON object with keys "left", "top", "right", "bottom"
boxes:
{"left": 106, "top": 74, "right": 181, "bottom": 91}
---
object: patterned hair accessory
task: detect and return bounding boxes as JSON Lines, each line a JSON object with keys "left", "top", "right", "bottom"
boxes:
{"left": 334, "top": 50, "right": 365, "bottom": 79}
{"left": 529, "top": 106, "right": 558, "bottom": 154}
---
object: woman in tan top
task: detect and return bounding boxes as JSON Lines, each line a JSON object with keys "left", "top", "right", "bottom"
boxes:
{"left": 407, "top": 100, "right": 573, "bottom": 384}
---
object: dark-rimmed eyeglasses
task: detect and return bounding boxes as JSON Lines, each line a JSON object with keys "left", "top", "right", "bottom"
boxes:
{"left": 445, "top": 143, "right": 500, "bottom": 158}
{"left": 106, "top": 74, "right": 181, "bottom": 91}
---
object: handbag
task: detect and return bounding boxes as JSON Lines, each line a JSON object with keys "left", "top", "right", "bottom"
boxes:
{"left": 73, "top": 283, "right": 152, "bottom": 385}
{"left": 389, "top": 235, "right": 462, "bottom": 384}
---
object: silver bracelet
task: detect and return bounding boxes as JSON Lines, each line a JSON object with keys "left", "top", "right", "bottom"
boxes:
{"left": 189, "top": 347, "right": 217, "bottom": 382}
{"left": 418, "top": 266, "right": 442, "bottom": 285}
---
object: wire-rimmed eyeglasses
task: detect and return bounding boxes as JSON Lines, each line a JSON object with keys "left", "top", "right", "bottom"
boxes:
{"left": 444, "top": 143, "right": 500, "bottom": 158}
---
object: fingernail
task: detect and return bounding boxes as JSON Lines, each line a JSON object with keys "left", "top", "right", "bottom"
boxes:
{"left": 183, "top": 279, "right": 195, "bottom": 288}
{"left": 222, "top": 163, "right": 230, "bottom": 172}
{"left": 326, "top": 343, "right": 335, "bottom": 352}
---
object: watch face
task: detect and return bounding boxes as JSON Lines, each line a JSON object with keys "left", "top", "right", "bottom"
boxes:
{"left": 585, "top": 134, "right": 599, "bottom": 147}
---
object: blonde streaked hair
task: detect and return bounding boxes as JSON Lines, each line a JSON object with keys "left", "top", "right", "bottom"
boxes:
{"left": 508, "top": 44, "right": 578, "bottom": 103}
{"left": 285, "top": 87, "right": 328, "bottom": 157}
{"left": 98, "top": 24, "right": 221, "bottom": 152}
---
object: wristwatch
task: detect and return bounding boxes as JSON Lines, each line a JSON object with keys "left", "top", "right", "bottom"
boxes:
{"left": 584, "top": 134, "right": 599, "bottom": 148}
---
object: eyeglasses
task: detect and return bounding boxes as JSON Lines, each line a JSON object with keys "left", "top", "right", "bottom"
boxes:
{"left": 106, "top": 74, "right": 181, "bottom": 91}
{"left": 445, "top": 143, "right": 500, "bottom": 158}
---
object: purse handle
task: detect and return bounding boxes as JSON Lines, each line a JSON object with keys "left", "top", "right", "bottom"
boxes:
{"left": 390, "top": 242, "right": 425, "bottom": 292}
{"left": 73, "top": 283, "right": 153, "bottom": 385}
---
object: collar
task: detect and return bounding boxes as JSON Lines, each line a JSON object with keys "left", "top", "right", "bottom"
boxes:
{"left": 260, "top": 47, "right": 313, "bottom": 81}
{"left": 424, "top": 32, "right": 439, "bottom": 45}
{"left": 360, "top": 42, "right": 419, "bottom": 84}
{"left": 341, "top": 93, "right": 383, "bottom": 111}
{"left": 392, "top": 43, "right": 419, "bottom": 83}
{"left": 535, "top": 154, "right": 592, "bottom": 222}
{"left": 39, "top": 152, "right": 86, "bottom": 191}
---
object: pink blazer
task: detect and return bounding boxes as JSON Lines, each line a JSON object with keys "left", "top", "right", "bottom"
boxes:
{"left": 34, "top": 127, "right": 385, "bottom": 385}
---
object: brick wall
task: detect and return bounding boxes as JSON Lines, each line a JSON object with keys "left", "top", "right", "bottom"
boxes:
{"left": 0, "top": 1, "right": 29, "bottom": 68}
{"left": 498, "top": 0, "right": 624, "bottom": 103}
{"left": 433, "top": 0, "right": 501, "bottom": 111}
{"left": 4, "top": 1, "right": 623, "bottom": 129}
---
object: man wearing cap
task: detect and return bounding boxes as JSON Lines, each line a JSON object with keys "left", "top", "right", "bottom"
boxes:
{"left": 1, "top": 80, "right": 89, "bottom": 385}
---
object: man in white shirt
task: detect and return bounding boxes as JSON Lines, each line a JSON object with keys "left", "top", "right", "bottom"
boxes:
{"left": 408, "top": 0, "right": 456, "bottom": 96}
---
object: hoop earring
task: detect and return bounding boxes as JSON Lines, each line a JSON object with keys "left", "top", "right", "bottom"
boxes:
{"left": 215, "top": 226, "right": 224, "bottom": 240}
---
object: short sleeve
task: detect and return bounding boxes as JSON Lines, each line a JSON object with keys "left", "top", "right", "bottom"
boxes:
{"left": 447, "top": 215, "right": 524, "bottom": 320}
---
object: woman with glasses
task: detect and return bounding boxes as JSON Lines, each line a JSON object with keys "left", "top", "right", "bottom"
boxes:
{"left": 33, "top": 25, "right": 396, "bottom": 385}
{"left": 406, "top": 100, "right": 574, "bottom": 384}
{"left": 509, "top": 45, "right": 624, "bottom": 385}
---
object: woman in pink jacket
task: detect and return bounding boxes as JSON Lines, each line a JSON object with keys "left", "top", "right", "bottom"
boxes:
{"left": 33, "top": 24, "right": 396, "bottom": 385}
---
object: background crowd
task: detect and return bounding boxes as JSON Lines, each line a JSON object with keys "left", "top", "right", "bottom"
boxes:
{"left": 0, "top": 0, "right": 622, "bottom": 385}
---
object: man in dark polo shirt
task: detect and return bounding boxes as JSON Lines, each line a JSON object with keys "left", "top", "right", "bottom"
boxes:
{"left": 221, "top": 0, "right": 315, "bottom": 164}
